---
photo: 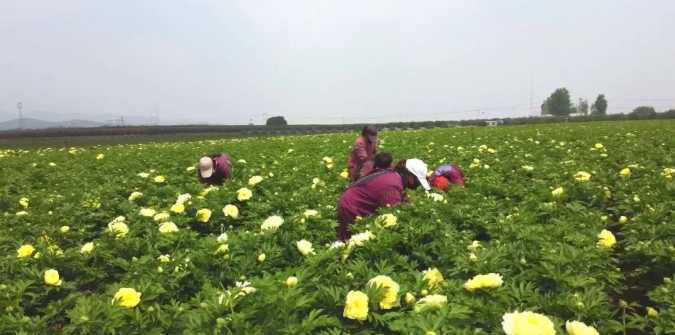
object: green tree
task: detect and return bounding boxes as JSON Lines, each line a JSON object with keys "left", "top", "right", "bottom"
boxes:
{"left": 578, "top": 99, "right": 589, "bottom": 115}
{"left": 629, "top": 106, "right": 657, "bottom": 120}
{"left": 543, "top": 88, "right": 572, "bottom": 115}
{"left": 266, "top": 116, "right": 288, "bottom": 126}
{"left": 591, "top": 94, "right": 608, "bottom": 115}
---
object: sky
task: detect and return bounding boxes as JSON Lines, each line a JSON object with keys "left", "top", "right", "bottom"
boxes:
{"left": 1, "top": 0, "right": 674, "bottom": 125}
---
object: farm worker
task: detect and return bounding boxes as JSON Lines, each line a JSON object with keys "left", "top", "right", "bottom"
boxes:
{"left": 338, "top": 158, "right": 430, "bottom": 241}
{"left": 197, "top": 154, "right": 232, "bottom": 186}
{"left": 429, "top": 163, "right": 465, "bottom": 191}
{"left": 360, "top": 152, "right": 394, "bottom": 177}
{"left": 347, "top": 125, "right": 379, "bottom": 182}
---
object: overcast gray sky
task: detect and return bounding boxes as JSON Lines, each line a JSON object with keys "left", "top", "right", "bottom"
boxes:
{"left": 1, "top": 0, "right": 674, "bottom": 125}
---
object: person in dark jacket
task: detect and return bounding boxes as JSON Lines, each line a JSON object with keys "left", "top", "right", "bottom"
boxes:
{"left": 198, "top": 154, "right": 232, "bottom": 186}
{"left": 337, "top": 158, "right": 429, "bottom": 241}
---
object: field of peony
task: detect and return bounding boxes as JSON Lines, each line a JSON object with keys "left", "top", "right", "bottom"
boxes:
{"left": 1, "top": 121, "right": 674, "bottom": 335}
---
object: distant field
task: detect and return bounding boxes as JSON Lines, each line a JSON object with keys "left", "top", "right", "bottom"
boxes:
{"left": 1, "top": 121, "right": 674, "bottom": 334}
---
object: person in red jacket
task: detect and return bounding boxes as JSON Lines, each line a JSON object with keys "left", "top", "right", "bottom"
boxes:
{"left": 197, "top": 154, "right": 232, "bottom": 186}
{"left": 338, "top": 158, "right": 430, "bottom": 241}
{"left": 347, "top": 125, "right": 378, "bottom": 182}
{"left": 429, "top": 163, "right": 465, "bottom": 192}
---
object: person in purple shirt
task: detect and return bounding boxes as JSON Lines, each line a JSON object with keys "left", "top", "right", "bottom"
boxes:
{"left": 337, "top": 158, "right": 430, "bottom": 241}
{"left": 429, "top": 163, "right": 465, "bottom": 191}
{"left": 197, "top": 154, "right": 232, "bottom": 186}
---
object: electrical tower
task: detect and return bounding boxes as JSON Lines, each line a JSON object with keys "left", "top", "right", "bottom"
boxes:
{"left": 17, "top": 102, "right": 23, "bottom": 130}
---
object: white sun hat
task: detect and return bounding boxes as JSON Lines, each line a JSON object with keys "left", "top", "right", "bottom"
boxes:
{"left": 405, "top": 158, "right": 430, "bottom": 191}
{"left": 198, "top": 157, "right": 214, "bottom": 178}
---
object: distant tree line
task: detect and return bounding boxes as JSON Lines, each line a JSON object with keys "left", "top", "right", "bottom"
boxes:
{"left": 1, "top": 109, "right": 673, "bottom": 141}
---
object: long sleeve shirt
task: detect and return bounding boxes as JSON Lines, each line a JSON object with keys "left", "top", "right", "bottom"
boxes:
{"left": 429, "top": 164, "right": 465, "bottom": 187}
{"left": 347, "top": 136, "right": 377, "bottom": 182}
{"left": 338, "top": 170, "right": 405, "bottom": 241}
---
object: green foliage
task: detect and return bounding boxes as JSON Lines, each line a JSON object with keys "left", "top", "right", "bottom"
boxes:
{"left": 0, "top": 122, "right": 674, "bottom": 334}
{"left": 592, "top": 94, "right": 608, "bottom": 115}
{"left": 543, "top": 88, "right": 573, "bottom": 116}
{"left": 266, "top": 116, "right": 288, "bottom": 126}
{"left": 629, "top": 106, "right": 657, "bottom": 120}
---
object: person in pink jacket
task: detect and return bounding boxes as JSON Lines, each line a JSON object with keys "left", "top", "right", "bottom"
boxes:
{"left": 347, "top": 125, "right": 379, "bottom": 182}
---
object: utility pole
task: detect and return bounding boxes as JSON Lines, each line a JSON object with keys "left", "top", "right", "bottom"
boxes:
{"left": 530, "top": 77, "right": 534, "bottom": 117}
{"left": 17, "top": 102, "right": 23, "bottom": 130}
{"left": 263, "top": 113, "right": 268, "bottom": 125}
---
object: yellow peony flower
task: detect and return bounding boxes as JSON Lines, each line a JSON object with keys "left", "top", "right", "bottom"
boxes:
{"left": 343, "top": 290, "right": 369, "bottom": 321}
{"left": 323, "top": 157, "right": 333, "bottom": 164}
{"left": 159, "top": 222, "right": 179, "bottom": 234}
{"left": 261, "top": 215, "right": 284, "bottom": 230}
{"left": 349, "top": 231, "right": 375, "bottom": 246}
{"left": 16, "top": 211, "right": 28, "bottom": 216}
{"left": 574, "top": 171, "right": 591, "bottom": 182}
{"left": 176, "top": 193, "right": 192, "bottom": 204}
{"left": 128, "top": 191, "right": 143, "bottom": 201}
{"left": 217, "top": 233, "right": 228, "bottom": 243}
{"left": 223, "top": 205, "right": 238, "bottom": 219}
{"left": 214, "top": 244, "right": 229, "bottom": 255}
{"left": 414, "top": 294, "right": 447, "bottom": 313}
{"left": 522, "top": 165, "right": 534, "bottom": 172}
{"left": 303, "top": 209, "right": 318, "bottom": 218}
{"left": 633, "top": 196, "right": 640, "bottom": 203}
{"left": 81, "top": 242, "right": 94, "bottom": 253}
{"left": 566, "top": 320, "right": 600, "bottom": 335}
{"left": 96, "top": 154, "right": 105, "bottom": 160}
{"left": 258, "top": 253, "right": 266, "bottom": 262}
{"left": 285, "top": 276, "right": 298, "bottom": 287}
{"left": 140, "top": 208, "right": 156, "bottom": 217}
{"left": 619, "top": 216, "right": 628, "bottom": 224}
{"left": 196, "top": 209, "right": 212, "bottom": 223}
{"left": 647, "top": 307, "right": 659, "bottom": 317}
{"left": 49, "top": 162, "right": 56, "bottom": 167}
{"left": 379, "top": 214, "right": 397, "bottom": 227}
{"left": 44, "top": 269, "right": 62, "bottom": 286}
{"left": 137, "top": 172, "right": 150, "bottom": 178}
{"left": 422, "top": 268, "right": 444, "bottom": 289}
{"left": 662, "top": 168, "right": 675, "bottom": 179}
{"left": 405, "top": 292, "right": 416, "bottom": 305}
{"left": 619, "top": 168, "right": 631, "bottom": 178}
{"left": 19, "top": 197, "right": 29, "bottom": 208}
{"left": 594, "top": 143, "right": 604, "bottom": 150}
{"left": 502, "top": 311, "right": 555, "bottom": 335}
{"left": 153, "top": 212, "right": 171, "bottom": 222}
{"left": 296, "top": 239, "right": 315, "bottom": 256}
{"left": 597, "top": 229, "right": 616, "bottom": 248}
{"left": 464, "top": 273, "right": 503, "bottom": 291}
{"left": 469, "top": 253, "right": 478, "bottom": 262}
{"left": 158, "top": 255, "right": 171, "bottom": 263}
{"left": 113, "top": 288, "right": 141, "bottom": 308}
{"left": 467, "top": 240, "right": 482, "bottom": 251}
{"left": 368, "top": 275, "right": 400, "bottom": 309}
{"left": 108, "top": 222, "right": 129, "bottom": 238}
{"left": 551, "top": 187, "right": 564, "bottom": 197}
{"left": 154, "top": 175, "right": 166, "bottom": 183}
{"left": 186, "top": 166, "right": 196, "bottom": 171}
{"left": 248, "top": 176, "right": 263, "bottom": 186}
{"left": 17, "top": 244, "right": 36, "bottom": 258}
{"left": 237, "top": 188, "right": 253, "bottom": 201}
{"left": 60, "top": 226, "right": 69, "bottom": 233}
{"left": 170, "top": 203, "right": 185, "bottom": 214}
{"left": 340, "top": 171, "right": 349, "bottom": 179}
